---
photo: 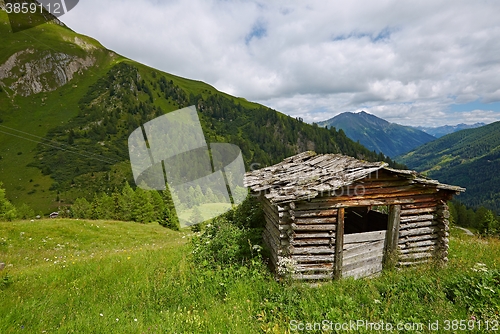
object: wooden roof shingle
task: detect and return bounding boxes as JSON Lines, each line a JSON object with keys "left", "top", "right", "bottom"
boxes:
{"left": 244, "top": 151, "right": 465, "bottom": 204}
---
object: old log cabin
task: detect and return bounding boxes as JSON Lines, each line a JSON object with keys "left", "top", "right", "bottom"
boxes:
{"left": 244, "top": 151, "right": 465, "bottom": 280}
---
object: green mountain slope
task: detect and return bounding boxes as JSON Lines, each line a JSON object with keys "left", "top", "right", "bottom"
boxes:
{"left": 0, "top": 8, "right": 401, "bottom": 213}
{"left": 318, "top": 111, "right": 436, "bottom": 157}
{"left": 398, "top": 121, "right": 500, "bottom": 213}
{"left": 413, "top": 123, "right": 486, "bottom": 138}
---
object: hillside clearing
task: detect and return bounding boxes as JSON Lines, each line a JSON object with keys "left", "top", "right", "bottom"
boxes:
{"left": 1, "top": 220, "right": 499, "bottom": 333}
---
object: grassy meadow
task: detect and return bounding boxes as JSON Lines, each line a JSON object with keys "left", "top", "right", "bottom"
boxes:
{"left": 1, "top": 220, "right": 499, "bottom": 333}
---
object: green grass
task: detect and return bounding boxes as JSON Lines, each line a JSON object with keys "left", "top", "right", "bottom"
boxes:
{"left": 1, "top": 219, "right": 499, "bottom": 333}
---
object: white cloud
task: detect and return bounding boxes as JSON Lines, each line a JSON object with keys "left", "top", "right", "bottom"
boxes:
{"left": 60, "top": 0, "right": 500, "bottom": 126}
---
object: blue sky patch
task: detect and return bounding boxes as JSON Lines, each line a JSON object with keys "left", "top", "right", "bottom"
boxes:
{"left": 450, "top": 100, "right": 500, "bottom": 112}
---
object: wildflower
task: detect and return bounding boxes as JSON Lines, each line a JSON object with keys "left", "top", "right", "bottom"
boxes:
{"left": 127, "top": 257, "right": 131, "bottom": 260}
{"left": 100, "top": 313, "right": 103, "bottom": 317}
{"left": 116, "top": 318, "right": 119, "bottom": 322}
{"left": 134, "top": 319, "right": 138, "bottom": 322}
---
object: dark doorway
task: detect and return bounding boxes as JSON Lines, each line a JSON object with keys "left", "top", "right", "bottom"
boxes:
{"left": 344, "top": 206, "right": 388, "bottom": 235}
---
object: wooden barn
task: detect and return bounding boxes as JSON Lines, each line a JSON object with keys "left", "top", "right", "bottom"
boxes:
{"left": 244, "top": 152, "right": 465, "bottom": 280}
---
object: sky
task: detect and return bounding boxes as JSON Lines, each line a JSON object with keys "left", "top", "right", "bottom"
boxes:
{"left": 60, "top": 0, "right": 500, "bottom": 127}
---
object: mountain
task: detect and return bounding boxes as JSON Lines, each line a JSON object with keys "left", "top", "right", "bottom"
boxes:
{"left": 0, "top": 7, "right": 402, "bottom": 213}
{"left": 413, "top": 123, "right": 486, "bottom": 138}
{"left": 397, "top": 122, "right": 500, "bottom": 213}
{"left": 317, "top": 111, "right": 436, "bottom": 158}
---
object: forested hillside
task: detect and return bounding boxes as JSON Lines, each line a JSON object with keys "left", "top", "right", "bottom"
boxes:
{"left": 398, "top": 122, "right": 500, "bottom": 213}
{"left": 318, "top": 111, "right": 435, "bottom": 157}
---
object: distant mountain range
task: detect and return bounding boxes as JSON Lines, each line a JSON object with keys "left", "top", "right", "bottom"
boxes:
{"left": 397, "top": 121, "right": 500, "bottom": 213}
{"left": 317, "top": 111, "right": 436, "bottom": 157}
{"left": 414, "top": 123, "right": 486, "bottom": 138}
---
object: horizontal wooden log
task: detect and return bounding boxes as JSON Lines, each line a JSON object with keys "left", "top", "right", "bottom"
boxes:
{"left": 399, "top": 252, "right": 434, "bottom": 261}
{"left": 291, "top": 231, "right": 336, "bottom": 239}
{"left": 290, "top": 254, "right": 334, "bottom": 263}
{"left": 291, "top": 208, "right": 338, "bottom": 218}
{"left": 290, "top": 238, "right": 334, "bottom": 246}
{"left": 344, "top": 248, "right": 385, "bottom": 266}
{"left": 308, "top": 186, "right": 438, "bottom": 202}
{"left": 400, "top": 207, "right": 437, "bottom": 216}
{"left": 398, "top": 239, "right": 437, "bottom": 249}
{"left": 343, "top": 240, "right": 385, "bottom": 261}
{"left": 343, "top": 263, "right": 383, "bottom": 279}
{"left": 289, "top": 246, "right": 335, "bottom": 255}
{"left": 400, "top": 220, "right": 437, "bottom": 231}
{"left": 292, "top": 273, "right": 332, "bottom": 280}
{"left": 401, "top": 201, "right": 439, "bottom": 210}
{"left": 295, "top": 263, "right": 333, "bottom": 273}
{"left": 291, "top": 223, "right": 336, "bottom": 231}
{"left": 293, "top": 217, "right": 337, "bottom": 225}
{"left": 397, "top": 259, "right": 430, "bottom": 266}
{"left": 293, "top": 194, "right": 440, "bottom": 211}
{"left": 399, "top": 233, "right": 438, "bottom": 244}
{"left": 344, "top": 230, "right": 386, "bottom": 244}
{"left": 399, "top": 226, "right": 440, "bottom": 238}
{"left": 342, "top": 254, "right": 384, "bottom": 272}
{"left": 399, "top": 245, "right": 435, "bottom": 254}
{"left": 400, "top": 214, "right": 435, "bottom": 223}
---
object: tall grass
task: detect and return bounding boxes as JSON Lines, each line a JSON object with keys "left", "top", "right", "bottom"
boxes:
{"left": 1, "top": 221, "right": 499, "bottom": 333}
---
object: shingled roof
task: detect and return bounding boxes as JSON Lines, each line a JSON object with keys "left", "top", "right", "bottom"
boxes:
{"left": 244, "top": 151, "right": 465, "bottom": 204}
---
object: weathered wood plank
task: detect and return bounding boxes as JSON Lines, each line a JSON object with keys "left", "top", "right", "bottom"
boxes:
{"left": 400, "top": 214, "right": 435, "bottom": 223}
{"left": 399, "top": 220, "right": 437, "bottom": 230}
{"left": 385, "top": 204, "right": 401, "bottom": 255}
{"left": 291, "top": 208, "right": 338, "bottom": 218}
{"left": 399, "top": 226, "right": 440, "bottom": 238}
{"left": 399, "top": 252, "right": 434, "bottom": 261}
{"left": 344, "top": 245, "right": 385, "bottom": 266}
{"left": 295, "top": 263, "right": 333, "bottom": 273}
{"left": 398, "top": 239, "right": 437, "bottom": 249}
{"left": 342, "top": 254, "right": 384, "bottom": 272}
{"left": 290, "top": 246, "right": 335, "bottom": 255}
{"left": 401, "top": 201, "right": 439, "bottom": 210}
{"left": 290, "top": 254, "right": 334, "bottom": 263}
{"left": 399, "top": 233, "right": 439, "bottom": 244}
{"left": 399, "top": 245, "right": 435, "bottom": 254}
{"left": 333, "top": 208, "right": 345, "bottom": 280}
{"left": 291, "top": 223, "right": 336, "bottom": 231}
{"left": 400, "top": 207, "right": 436, "bottom": 216}
{"left": 290, "top": 238, "right": 334, "bottom": 246}
{"left": 343, "top": 240, "right": 385, "bottom": 260}
{"left": 292, "top": 273, "right": 332, "bottom": 280}
{"left": 293, "top": 217, "right": 337, "bottom": 224}
{"left": 344, "top": 230, "right": 386, "bottom": 244}
{"left": 343, "top": 262, "right": 383, "bottom": 279}
{"left": 291, "top": 231, "right": 336, "bottom": 239}
{"left": 295, "top": 196, "right": 440, "bottom": 210}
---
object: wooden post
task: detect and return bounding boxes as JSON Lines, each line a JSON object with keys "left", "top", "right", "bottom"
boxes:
{"left": 334, "top": 207, "right": 345, "bottom": 280}
{"left": 384, "top": 204, "right": 401, "bottom": 268}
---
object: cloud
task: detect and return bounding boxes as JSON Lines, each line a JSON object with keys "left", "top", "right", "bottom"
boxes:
{"left": 60, "top": 0, "right": 500, "bottom": 126}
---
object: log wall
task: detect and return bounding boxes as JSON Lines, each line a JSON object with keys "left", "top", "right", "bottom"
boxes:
{"left": 260, "top": 170, "right": 453, "bottom": 280}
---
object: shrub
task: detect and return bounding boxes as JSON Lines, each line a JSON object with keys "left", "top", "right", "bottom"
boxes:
{"left": 191, "top": 217, "right": 258, "bottom": 268}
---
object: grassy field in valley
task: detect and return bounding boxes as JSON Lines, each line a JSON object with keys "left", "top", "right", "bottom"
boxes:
{"left": 0, "top": 220, "right": 499, "bottom": 333}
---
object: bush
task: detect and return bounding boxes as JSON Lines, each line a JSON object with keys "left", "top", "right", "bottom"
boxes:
{"left": 191, "top": 217, "right": 260, "bottom": 268}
